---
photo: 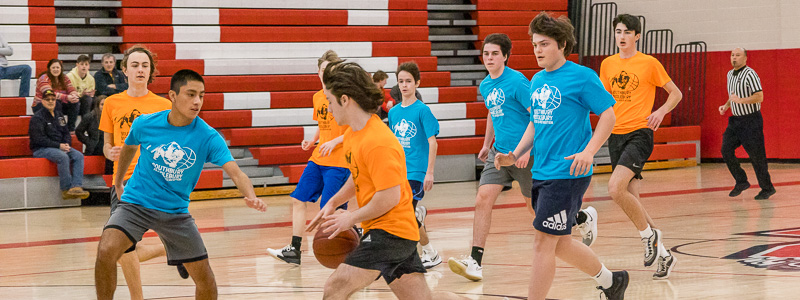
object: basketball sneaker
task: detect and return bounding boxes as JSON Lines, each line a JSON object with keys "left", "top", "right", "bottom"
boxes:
{"left": 421, "top": 248, "right": 442, "bottom": 269}
{"left": 653, "top": 250, "right": 677, "bottom": 280}
{"left": 642, "top": 229, "right": 661, "bottom": 267}
{"left": 267, "top": 244, "right": 301, "bottom": 265}
{"left": 447, "top": 255, "right": 482, "bottom": 281}
{"left": 576, "top": 206, "right": 598, "bottom": 247}
{"left": 597, "top": 270, "right": 629, "bottom": 300}
{"left": 415, "top": 205, "right": 427, "bottom": 226}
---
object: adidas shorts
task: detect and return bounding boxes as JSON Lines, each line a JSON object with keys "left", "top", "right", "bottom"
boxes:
{"left": 480, "top": 147, "right": 533, "bottom": 198}
{"left": 531, "top": 177, "right": 591, "bottom": 236}
{"left": 344, "top": 229, "right": 426, "bottom": 284}
{"left": 608, "top": 128, "right": 654, "bottom": 180}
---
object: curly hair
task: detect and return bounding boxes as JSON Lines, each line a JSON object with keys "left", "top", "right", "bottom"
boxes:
{"left": 529, "top": 12, "right": 576, "bottom": 56}
{"left": 323, "top": 61, "right": 385, "bottom": 113}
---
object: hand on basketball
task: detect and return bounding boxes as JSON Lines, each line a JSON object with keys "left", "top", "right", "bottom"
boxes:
{"left": 321, "top": 210, "right": 355, "bottom": 239}
{"left": 478, "top": 146, "right": 490, "bottom": 162}
{"left": 565, "top": 150, "right": 593, "bottom": 176}
{"left": 318, "top": 140, "right": 337, "bottom": 157}
{"left": 244, "top": 196, "right": 267, "bottom": 212}
{"left": 424, "top": 173, "right": 434, "bottom": 192}
{"left": 301, "top": 140, "right": 315, "bottom": 151}
{"left": 307, "top": 203, "right": 336, "bottom": 232}
{"left": 646, "top": 109, "right": 667, "bottom": 131}
{"left": 494, "top": 151, "right": 517, "bottom": 170}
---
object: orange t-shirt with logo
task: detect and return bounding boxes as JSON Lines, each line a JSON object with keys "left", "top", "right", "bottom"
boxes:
{"left": 343, "top": 114, "right": 418, "bottom": 241}
{"left": 99, "top": 90, "right": 172, "bottom": 184}
{"left": 310, "top": 90, "right": 349, "bottom": 168}
{"left": 599, "top": 52, "right": 672, "bottom": 134}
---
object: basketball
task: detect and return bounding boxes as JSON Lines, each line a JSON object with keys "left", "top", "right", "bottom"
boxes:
{"left": 313, "top": 226, "right": 360, "bottom": 269}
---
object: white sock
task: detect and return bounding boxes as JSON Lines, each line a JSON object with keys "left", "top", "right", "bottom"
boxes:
{"left": 658, "top": 243, "right": 668, "bottom": 257}
{"left": 422, "top": 243, "right": 435, "bottom": 252}
{"left": 639, "top": 225, "right": 654, "bottom": 239}
{"left": 594, "top": 264, "right": 613, "bottom": 289}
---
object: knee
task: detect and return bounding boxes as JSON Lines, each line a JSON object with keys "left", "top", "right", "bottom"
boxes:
{"left": 51, "top": 151, "right": 69, "bottom": 165}
{"left": 96, "top": 241, "right": 123, "bottom": 264}
{"left": 607, "top": 179, "right": 626, "bottom": 199}
{"left": 323, "top": 275, "right": 347, "bottom": 296}
{"left": 475, "top": 191, "right": 496, "bottom": 209}
{"left": 292, "top": 199, "right": 307, "bottom": 211}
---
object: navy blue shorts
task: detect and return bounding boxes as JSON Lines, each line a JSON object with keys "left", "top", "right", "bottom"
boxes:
{"left": 531, "top": 177, "right": 591, "bottom": 236}
{"left": 408, "top": 180, "right": 424, "bottom": 202}
{"left": 290, "top": 161, "right": 350, "bottom": 208}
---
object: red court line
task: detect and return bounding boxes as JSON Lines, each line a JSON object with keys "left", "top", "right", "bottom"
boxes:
{"left": 1, "top": 181, "right": 798, "bottom": 250}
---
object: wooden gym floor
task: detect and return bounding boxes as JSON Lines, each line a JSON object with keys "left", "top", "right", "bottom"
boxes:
{"left": 1, "top": 163, "right": 799, "bottom": 299}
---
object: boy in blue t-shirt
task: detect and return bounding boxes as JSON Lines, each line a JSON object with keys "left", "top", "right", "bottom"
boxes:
{"left": 448, "top": 33, "right": 598, "bottom": 283}
{"left": 388, "top": 62, "right": 441, "bottom": 269}
{"left": 494, "top": 13, "right": 628, "bottom": 300}
{"left": 94, "top": 70, "right": 267, "bottom": 299}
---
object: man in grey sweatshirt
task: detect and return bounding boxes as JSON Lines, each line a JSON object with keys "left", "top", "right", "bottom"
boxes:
{"left": 0, "top": 33, "right": 33, "bottom": 97}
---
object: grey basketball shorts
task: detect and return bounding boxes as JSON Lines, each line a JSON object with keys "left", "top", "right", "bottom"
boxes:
{"left": 479, "top": 147, "right": 534, "bottom": 198}
{"left": 105, "top": 201, "right": 208, "bottom": 265}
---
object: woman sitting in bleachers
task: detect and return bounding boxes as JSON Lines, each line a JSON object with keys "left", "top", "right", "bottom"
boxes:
{"left": 33, "top": 59, "right": 80, "bottom": 131}
{"left": 76, "top": 95, "right": 112, "bottom": 175}
{"left": 28, "top": 89, "right": 90, "bottom": 200}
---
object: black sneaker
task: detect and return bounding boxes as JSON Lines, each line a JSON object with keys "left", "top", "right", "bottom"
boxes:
{"left": 729, "top": 182, "right": 750, "bottom": 197}
{"left": 754, "top": 188, "right": 776, "bottom": 200}
{"left": 598, "top": 270, "right": 629, "bottom": 300}
{"left": 642, "top": 229, "right": 661, "bottom": 267}
{"left": 267, "top": 244, "right": 301, "bottom": 265}
{"left": 177, "top": 264, "right": 189, "bottom": 279}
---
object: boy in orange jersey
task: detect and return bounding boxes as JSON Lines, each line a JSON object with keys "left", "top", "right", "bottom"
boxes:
{"left": 599, "top": 14, "right": 683, "bottom": 280}
{"left": 267, "top": 50, "right": 351, "bottom": 265}
{"left": 307, "top": 61, "right": 464, "bottom": 300}
{"left": 98, "top": 45, "right": 178, "bottom": 300}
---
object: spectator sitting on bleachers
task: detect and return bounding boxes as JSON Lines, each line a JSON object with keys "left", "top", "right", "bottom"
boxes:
{"left": 34, "top": 59, "right": 80, "bottom": 131}
{"left": 0, "top": 32, "right": 33, "bottom": 97}
{"left": 373, "top": 70, "right": 390, "bottom": 119}
{"left": 29, "top": 89, "right": 90, "bottom": 200}
{"left": 94, "top": 53, "right": 128, "bottom": 96}
{"left": 66, "top": 54, "right": 96, "bottom": 118}
{"left": 76, "top": 95, "right": 112, "bottom": 175}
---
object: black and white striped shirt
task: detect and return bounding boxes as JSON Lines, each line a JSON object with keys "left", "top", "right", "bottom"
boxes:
{"left": 726, "top": 66, "right": 762, "bottom": 116}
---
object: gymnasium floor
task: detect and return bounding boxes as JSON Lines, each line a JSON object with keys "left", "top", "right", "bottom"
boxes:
{"left": 1, "top": 163, "right": 799, "bottom": 299}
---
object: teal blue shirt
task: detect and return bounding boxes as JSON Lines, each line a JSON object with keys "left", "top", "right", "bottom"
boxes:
{"left": 479, "top": 66, "right": 531, "bottom": 154}
{"left": 388, "top": 100, "right": 439, "bottom": 182}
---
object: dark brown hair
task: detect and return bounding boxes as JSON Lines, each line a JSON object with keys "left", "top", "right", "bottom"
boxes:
{"left": 396, "top": 62, "right": 420, "bottom": 82}
{"left": 323, "top": 61, "right": 384, "bottom": 113}
{"left": 613, "top": 14, "right": 641, "bottom": 35}
{"left": 372, "top": 70, "right": 388, "bottom": 82}
{"left": 76, "top": 54, "right": 91, "bottom": 64}
{"left": 482, "top": 33, "right": 513, "bottom": 62}
{"left": 40, "top": 59, "right": 67, "bottom": 90}
{"left": 121, "top": 44, "right": 158, "bottom": 84}
{"left": 529, "top": 12, "right": 576, "bottom": 56}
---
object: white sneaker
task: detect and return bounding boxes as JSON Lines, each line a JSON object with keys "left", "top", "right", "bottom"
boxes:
{"left": 576, "top": 206, "right": 598, "bottom": 247}
{"left": 267, "top": 244, "right": 301, "bottom": 265}
{"left": 415, "top": 205, "right": 427, "bottom": 226}
{"left": 447, "top": 255, "right": 483, "bottom": 281}
{"left": 421, "top": 248, "right": 442, "bottom": 269}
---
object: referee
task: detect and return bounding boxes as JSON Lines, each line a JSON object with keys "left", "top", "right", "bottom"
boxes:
{"left": 718, "top": 47, "right": 775, "bottom": 200}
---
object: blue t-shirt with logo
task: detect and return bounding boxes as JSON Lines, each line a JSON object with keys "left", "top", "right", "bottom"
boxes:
{"left": 388, "top": 100, "right": 440, "bottom": 182}
{"left": 122, "top": 110, "right": 234, "bottom": 214}
{"left": 529, "top": 61, "right": 616, "bottom": 180}
{"left": 479, "top": 66, "right": 532, "bottom": 154}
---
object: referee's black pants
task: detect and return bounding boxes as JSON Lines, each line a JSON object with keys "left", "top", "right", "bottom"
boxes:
{"left": 721, "top": 111, "right": 774, "bottom": 191}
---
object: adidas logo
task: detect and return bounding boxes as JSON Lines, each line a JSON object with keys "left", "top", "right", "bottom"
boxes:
{"left": 542, "top": 210, "right": 568, "bottom": 231}
{"left": 362, "top": 234, "right": 371, "bottom": 242}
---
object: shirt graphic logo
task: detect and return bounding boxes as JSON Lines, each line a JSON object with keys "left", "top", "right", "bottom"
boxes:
{"left": 485, "top": 88, "right": 506, "bottom": 118}
{"left": 345, "top": 150, "right": 359, "bottom": 180}
{"left": 610, "top": 71, "right": 639, "bottom": 102}
{"left": 316, "top": 104, "right": 330, "bottom": 121}
{"left": 532, "top": 84, "right": 561, "bottom": 125}
{"left": 392, "top": 119, "right": 416, "bottom": 148}
{"left": 58, "top": 116, "right": 67, "bottom": 127}
{"left": 150, "top": 141, "right": 196, "bottom": 181}
{"left": 116, "top": 109, "right": 142, "bottom": 129}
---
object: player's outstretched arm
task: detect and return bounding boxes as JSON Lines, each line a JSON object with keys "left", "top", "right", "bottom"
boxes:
{"left": 565, "top": 107, "right": 616, "bottom": 176}
{"left": 495, "top": 121, "right": 535, "bottom": 170}
{"left": 113, "top": 144, "right": 138, "bottom": 199}
{"left": 320, "top": 185, "right": 401, "bottom": 239}
{"left": 318, "top": 135, "right": 344, "bottom": 157}
{"left": 307, "top": 177, "right": 356, "bottom": 232}
{"left": 479, "top": 112, "right": 495, "bottom": 162}
{"left": 221, "top": 161, "right": 267, "bottom": 212}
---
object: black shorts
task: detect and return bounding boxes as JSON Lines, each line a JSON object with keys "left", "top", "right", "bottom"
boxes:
{"left": 608, "top": 128, "right": 654, "bottom": 180}
{"left": 343, "top": 229, "right": 426, "bottom": 284}
{"left": 531, "top": 177, "right": 591, "bottom": 235}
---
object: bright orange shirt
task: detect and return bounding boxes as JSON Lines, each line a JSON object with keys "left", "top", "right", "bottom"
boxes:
{"left": 99, "top": 90, "right": 172, "bottom": 184}
{"left": 343, "top": 114, "right": 418, "bottom": 241}
{"left": 599, "top": 52, "right": 672, "bottom": 134}
{"left": 310, "top": 90, "right": 349, "bottom": 168}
